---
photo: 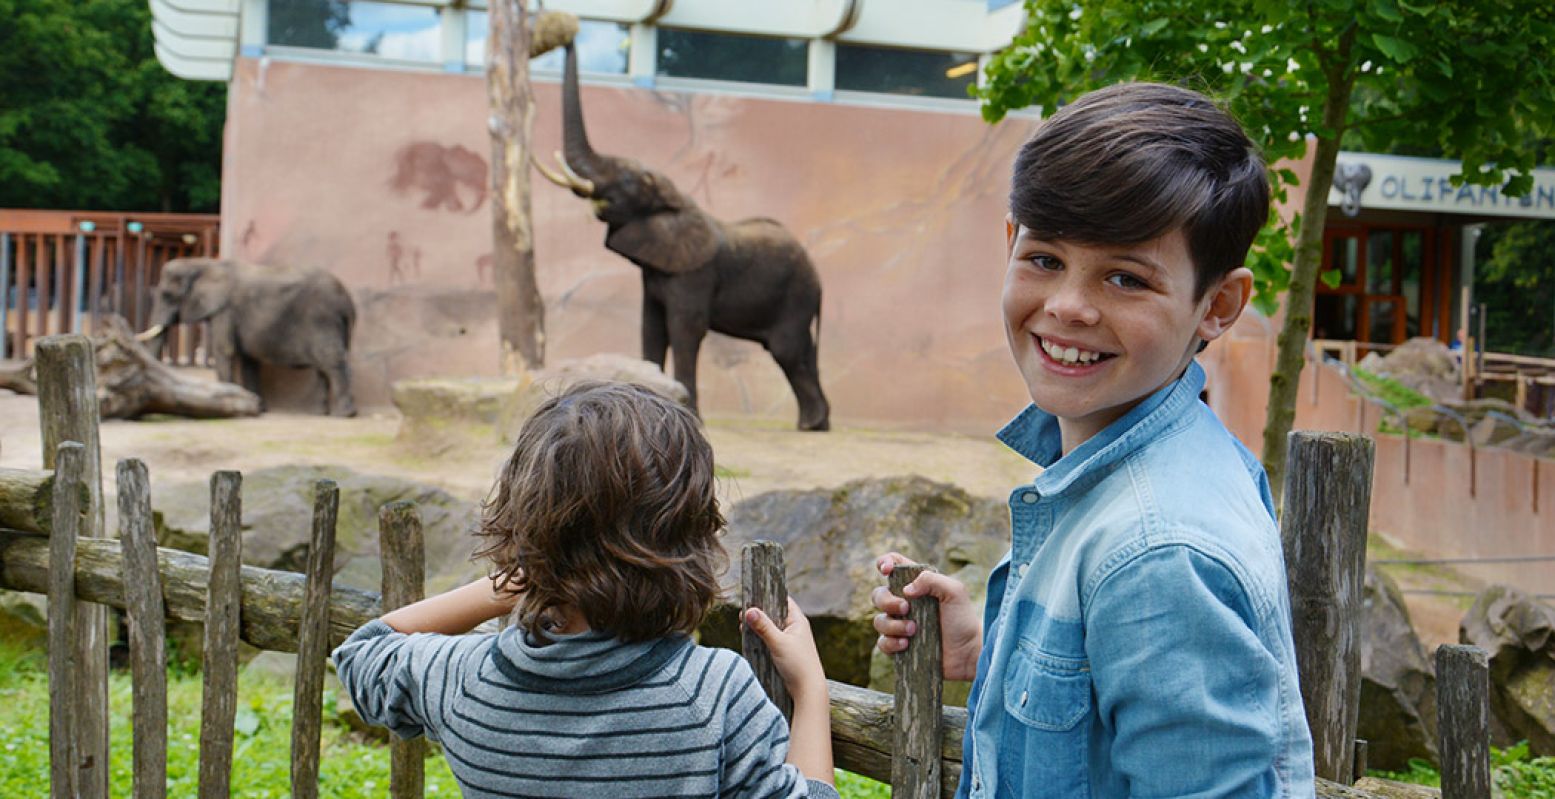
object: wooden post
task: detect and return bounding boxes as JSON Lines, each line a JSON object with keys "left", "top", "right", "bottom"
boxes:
{"left": 291, "top": 480, "right": 338, "bottom": 799}
{"left": 47, "top": 443, "right": 84, "bottom": 799}
{"left": 890, "top": 564, "right": 943, "bottom": 799}
{"left": 120, "top": 459, "right": 167, "bottom": 799}
{"left": 199, "top": 471, "right": 243, "bottom": 799}
{"left": 1436, "top": 645, "right": 1491, "bottom": 799}
{"left": 1280, "top": 431, "right": 1374, "bottom": 784}
{"left": 35, "top": 334, "right": 110, "bottom": 798}
{"left": 1, "top": 232, "right": 10, "bottom": 358}
{"left": 1352, "top": 739, "right": 1368, "bottom": 784}
{"left": 379, "top": 501, "right": 426, "bottom": 799}
{"left": 740, "top": 541, "right": 793, "bottom": 719}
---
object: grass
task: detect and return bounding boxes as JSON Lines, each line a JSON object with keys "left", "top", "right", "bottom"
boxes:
{"left": 0, "top": 634, "right": 889, "bottom": 797}
{"left": 1370, "top": 742, "right": 1555, "bottom": 798}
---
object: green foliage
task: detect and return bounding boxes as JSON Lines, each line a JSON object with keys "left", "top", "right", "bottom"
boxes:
{"left": 977, "top": 0, "right": 1555, "bottom": 314}
{"left": 1475, "top": 220, "right": 1555, "bottom": 358}
{"left": 0, "top": 0, "right": 224, "bottom": 212}
{"left": 836, "top": 770, "right": 892, "bottom": 798}
{"left": 1351, "top": 365, "right": 1434, "bottom": 411}
{"left": 1370, "top": 742, "right": 1555, "bottom": 798}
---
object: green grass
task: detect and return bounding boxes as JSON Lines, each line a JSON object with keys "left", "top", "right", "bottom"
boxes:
{"left": 0, "top": 635, "right": 889, "bottom": 797}
{"left": 1369, "top": 742, "right": 1555, "bottom": 797}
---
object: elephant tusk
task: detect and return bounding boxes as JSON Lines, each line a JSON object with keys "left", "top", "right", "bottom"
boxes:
{"left": 135, "top": 324, "right": 165, "bottom": 342}
{"left": 532, "top": 153, "right": 576, "bottom": 191}
{"left": 554, "top": 151, "right": 596, "bottom": 196}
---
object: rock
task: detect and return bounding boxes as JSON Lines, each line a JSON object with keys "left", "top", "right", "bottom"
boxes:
{"left": 501, "top": 354, "right": 689, "bottom": 438}
{"left": 1459, "top": 584, "right": 1555, "bottom": 755}
{"left": 1469, "top": 412, "right": 1525, "bottom": 448}
{"left": 701, "top": 476, "right": 1009, "bottom": 691}
{"left": 391, "top": 376, "right": 526, "bottom": 456}
{"left": 1363, "top": 338, "right": 1462, "bottom": 405}
{"left": 154, "top": 465, "right": 485, "bottom": 597}
{"left": 1357, "top": 568, "right": 1438, "bottom": 769}
{"left": 1500, "top": 426, "right": 1555, "bottom": 458}
{"left": 0, "top": 590, "right": 47, "bottom": 648}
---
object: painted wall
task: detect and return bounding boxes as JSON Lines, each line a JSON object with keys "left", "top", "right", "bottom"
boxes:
{"left": 221, "top": 56, "right": 1038, "bottom": 432}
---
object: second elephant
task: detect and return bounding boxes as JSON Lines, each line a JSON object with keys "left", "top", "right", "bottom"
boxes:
{"left": 537, "top": 43, "right": 830, "bottom": 431}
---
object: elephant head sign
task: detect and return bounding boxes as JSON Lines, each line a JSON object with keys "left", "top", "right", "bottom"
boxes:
{"left": 536, "top": 44, "right": 831, "bottom": 432}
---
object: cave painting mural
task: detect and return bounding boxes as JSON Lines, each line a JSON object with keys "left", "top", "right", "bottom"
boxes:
{"left": 390, "top": 142, "right": 488, "bottom": 213}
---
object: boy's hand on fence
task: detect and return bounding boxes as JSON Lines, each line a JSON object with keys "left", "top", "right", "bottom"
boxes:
{"left": 871, "top": 552, "right": 983, "bottom": 682}
{"left": 743, "top": 598, "right": 827, "bottom": 702}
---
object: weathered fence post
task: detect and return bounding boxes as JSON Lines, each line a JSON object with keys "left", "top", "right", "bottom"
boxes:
{"left": 120, "top": 458, "right": 167, "bottom": 799}
{"left": 199, "top": 471, "right": 243, "bottom": 799}
{"left": 35, "top": 334, "right": 110, "bottom": 798}
{"left": 740, "top": 541, "right": 793, "bottom": 719}
{"left": 380, "top": 501, "right": 426, "bottom": 799}
{"left": 1436, "top": 645, "right": 1491, "bottom": 799}
{"left": 889, "top": 564, "right": 943, "bottom": 799}
{"left": 1280, "top": 430, "right": 1374, "bottom": 784}
{"left": 1352, "top": 739, "right": 1368, "bottom": 784}
{"left": 47, "top": 443, "right": 84, "bottom": 799}
{"left": 291, "top": 480, "right": 339, "bottom": 799}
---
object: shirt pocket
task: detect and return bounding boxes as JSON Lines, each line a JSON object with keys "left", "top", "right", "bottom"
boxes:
{"left": 998, "top": 645, "right": 1093, "bottom": 798}
{"left": 1003, "top": 644, "right": 1092, "bottom": 730}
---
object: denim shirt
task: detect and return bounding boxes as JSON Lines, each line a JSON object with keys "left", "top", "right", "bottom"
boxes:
{"left": 959, "top": 361, "right": 1315, "bottom": 799}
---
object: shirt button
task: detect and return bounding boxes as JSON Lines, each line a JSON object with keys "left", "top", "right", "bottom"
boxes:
{"left": 1020, "top": 690, "right": 1029, "bottom": 706}
{"left": 1020, "top": 491, "right": 1038, "bottom": 504}
{"left": 973, "top": 775, "right": 982, "bottom": 792}
{"left": 1016, "top": 563, "right": 1028, "bottom": 578}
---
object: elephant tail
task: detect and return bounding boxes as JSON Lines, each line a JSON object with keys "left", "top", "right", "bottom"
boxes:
{"left": 812, "top": 295, "right": 822, "bottom": 355}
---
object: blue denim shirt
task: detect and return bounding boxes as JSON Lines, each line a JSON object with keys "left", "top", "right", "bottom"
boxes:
{"left": 958, "top": 361, "right": 1315, "bottom": 799}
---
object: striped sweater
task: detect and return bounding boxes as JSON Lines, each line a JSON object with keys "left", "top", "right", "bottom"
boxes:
{"left": 333, "top": 620, "right": 841, "bottom": 799}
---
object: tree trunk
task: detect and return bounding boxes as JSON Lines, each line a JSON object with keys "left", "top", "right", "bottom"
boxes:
{"left": 1261, "top": 58, "right": 1357, "bottom": 507}
{"left": 487, "top": 0, "right": 545, "bottom": 375}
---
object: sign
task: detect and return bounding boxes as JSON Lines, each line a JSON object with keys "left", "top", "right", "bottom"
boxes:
{"left": 1327, "top": 151, "right": 1555, "bottom": 220}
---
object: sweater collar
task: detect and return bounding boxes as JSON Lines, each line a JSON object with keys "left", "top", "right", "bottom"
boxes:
{"left": 489, "top": 627, "right": 691, "bottom": 695}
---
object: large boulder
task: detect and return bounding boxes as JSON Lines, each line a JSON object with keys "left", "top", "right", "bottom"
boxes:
{"left": 1460, "top": 585, "right": 1555, "bottom": 755}
{"left": 391, "top": 376, "right": 526, "bottom": 456}
{"left": 1357, "top": 567, "right": 1438, "bottom": 769}
{"left": 1357, "top": 338, "right": 1461, "bottom": 405}
{"left": 701, "top": 476, "right": 1009, "bottom": 695}
{"left": 154, "top": 465, "right": 486, "bottom": 596}
{"left": 498, "top": 353, "right": 689, "bottom": 439}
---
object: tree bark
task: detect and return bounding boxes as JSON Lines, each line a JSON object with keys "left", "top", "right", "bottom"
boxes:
{"left": 488, "top": 0, "right": 545, "bottom": 375}
{"left": 1261, "top": 47, "right": 1358, "bottom": 507}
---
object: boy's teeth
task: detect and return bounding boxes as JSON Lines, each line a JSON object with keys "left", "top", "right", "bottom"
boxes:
{"left": 1042, "top": 338, "right": 1103, "bottom": 365}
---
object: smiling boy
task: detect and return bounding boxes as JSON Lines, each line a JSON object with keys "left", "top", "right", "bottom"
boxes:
{"left": 872, "top": 83, "right": 1316, "bottom": 797}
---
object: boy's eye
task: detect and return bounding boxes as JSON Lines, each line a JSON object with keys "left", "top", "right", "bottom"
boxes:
{"left": 1107, "top": 272, "right": 1149, "bottom": 290}
{"left": 1028, "top": 254, "right": 1063, "bottom": 272}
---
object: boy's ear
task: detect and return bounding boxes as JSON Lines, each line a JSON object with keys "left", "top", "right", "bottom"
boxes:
{"left": 1197, "top": 267, "right": 1254, "bottom": 343}
{"left": 1005, "top": 214, "right": 1016, "bottom": 256}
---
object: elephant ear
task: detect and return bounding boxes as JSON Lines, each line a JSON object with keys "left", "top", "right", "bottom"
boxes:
{"left": 606, "top": 209, "right": 721, "bottom": 274}
{"left": 181, "top": 263, "right": 234, "bottom": 321}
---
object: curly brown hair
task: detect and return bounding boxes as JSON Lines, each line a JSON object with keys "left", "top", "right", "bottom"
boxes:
{"left": 474, "top": 381, "right": 727, "bottom": 642}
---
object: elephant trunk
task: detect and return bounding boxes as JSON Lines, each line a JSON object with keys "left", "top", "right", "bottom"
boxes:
{"left": 561, "top": 42, "right": 606, "bottom": 181}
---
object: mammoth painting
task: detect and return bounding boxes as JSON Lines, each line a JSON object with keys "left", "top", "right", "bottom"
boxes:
{"left": 139, "top": 258, "right": 357, "bottom": 416}
{"left": 536, "top": 43, "right": 831, "bottom": 431}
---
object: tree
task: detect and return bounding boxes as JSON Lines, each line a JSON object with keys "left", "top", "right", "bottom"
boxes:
{"left": 978, "top": 0, "right": 1555, "bottom": 503}
{"left": 1475, "top": 220, "right": 1555, "bottom": 358}
{"left": 0, "top": 0, "right": 224, "bottom": 212}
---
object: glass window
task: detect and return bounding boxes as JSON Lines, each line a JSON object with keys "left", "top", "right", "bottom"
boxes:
{"left": 1313, "top": 293, "right": 1357, "bottom": 341}
{"left": 1366, "top": 230, "right": 1394, "bottom": 294}
{"left": 835, "top": 44, "right": 978, "bottom": 99}
{"left": 1366, "top": 299, "right": 1398, "bottom": 344}
{"left": 1401, "top": 230, "right": 1423, "bottom": 337}
{"left": 268, "top": 0, "right": 439, "bottom": 61}
{"left": 465, "top": 13, "right": 629, "bottom": 72}
{"left": 1330, "top": 235, "right": 1359, "bottom": 286}
{"left": 656, "top": 28, "right": 806, "bottom": 86}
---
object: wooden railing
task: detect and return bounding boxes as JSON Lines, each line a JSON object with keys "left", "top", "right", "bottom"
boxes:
{"left": 0, "top": 333, "right": 1501, "bottom": 798}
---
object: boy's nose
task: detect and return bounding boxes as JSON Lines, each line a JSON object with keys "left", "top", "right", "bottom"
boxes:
{"left": 1045, "top": 282, "right": 1101, "bottom": 326}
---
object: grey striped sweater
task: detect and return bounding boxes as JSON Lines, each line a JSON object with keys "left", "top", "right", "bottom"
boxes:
{"left": 333, "top": 620, "right": 841, "bottom": 799}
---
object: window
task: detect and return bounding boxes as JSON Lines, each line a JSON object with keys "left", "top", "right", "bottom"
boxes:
{"left": 465, "top": 13, "right": 629, "bottom": 73}
{"left": 656, "top": 29, "right": 806, "bottom": 87}
{"left": 268, "top": 0, "right": 440, "bottom": 62}
{"left": 836, "top": 44, "right": 978, "bottom": 99}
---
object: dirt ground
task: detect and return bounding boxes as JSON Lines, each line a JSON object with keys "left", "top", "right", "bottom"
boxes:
{"left": 0, "top": 382, "right": 1468, "bottom": 649}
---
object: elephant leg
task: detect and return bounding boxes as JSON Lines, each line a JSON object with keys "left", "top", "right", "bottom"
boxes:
{"left": 767, "top": 328, "right": 830, "bottom": 432}
{"left": 238, "top": 355, "right": 266, "bottom": 412}
{"left": 321, "top": 361, "right": 356, "bottom": 417}
{"left": 642, "top": 294, "right": 669, "bottom": 369}
{"left": 668, "top": 311, "right": 709, "bottom": 415}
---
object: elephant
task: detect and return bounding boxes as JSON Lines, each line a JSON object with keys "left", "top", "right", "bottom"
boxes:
{"left": 534, "top": 43, "right": 830, "bottom": 431}
{"left": 139, "top": 257, "right": 358, "bottom": 417}
{"left": 1334, "top": 161, "right": 1373, "bottom": 217}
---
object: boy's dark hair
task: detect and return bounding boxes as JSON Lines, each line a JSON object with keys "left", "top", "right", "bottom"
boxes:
{"left": 1009, "top": 82, "right": 1270, "bottom": 299}
{"left": 474, "top": 381, "right": 726, "bottom": 642}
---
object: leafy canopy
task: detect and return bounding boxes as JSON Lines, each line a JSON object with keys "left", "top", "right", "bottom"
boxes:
{"left": 978, "top": 0, "right": 1555, "bottom": 315}
{"left": 0, "top": 0, "right": 225, "bottom": 212}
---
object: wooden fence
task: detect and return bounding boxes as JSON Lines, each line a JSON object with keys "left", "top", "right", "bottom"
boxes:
{"left": 0, "top": 209, "right": 218, "bottom": 363}
{"left": 0, "top": 332, "right": 1502, "bottom": 798}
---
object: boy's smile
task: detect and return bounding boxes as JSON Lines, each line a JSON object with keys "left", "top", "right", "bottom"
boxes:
{"left": 1002, "top": 222, "right": 1250, "bottom": 454}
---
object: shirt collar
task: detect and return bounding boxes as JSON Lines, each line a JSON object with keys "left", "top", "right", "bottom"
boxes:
{"left": 995, "top": 360, "right": 1206, "bottom": 497}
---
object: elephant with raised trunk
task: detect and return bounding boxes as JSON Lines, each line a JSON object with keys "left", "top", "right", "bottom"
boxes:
{"left": 536, "top": 43, "right": 830, "bottom": 431}
{"left": 139, "top": 258, "right": 357, "bottom": 416}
